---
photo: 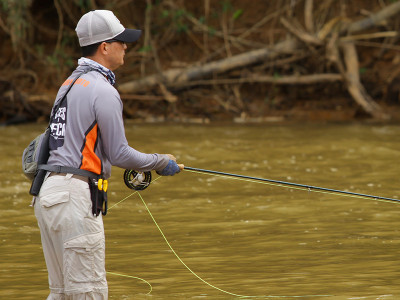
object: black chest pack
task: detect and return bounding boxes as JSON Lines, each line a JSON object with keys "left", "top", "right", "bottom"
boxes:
{"left": 22, "top": 69, "right": 108, "bottom": 216}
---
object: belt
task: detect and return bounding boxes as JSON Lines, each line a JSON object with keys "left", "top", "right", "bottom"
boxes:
{"left": 49, "top": 172, "right": 89, "bottom": 183}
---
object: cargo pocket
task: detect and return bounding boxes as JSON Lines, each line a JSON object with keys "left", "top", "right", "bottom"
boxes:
{"left": 39, "top": 191, "right": 70, "bottom": 231}
{"left": 64, "top": 231, "right": 105, "bottom": 283}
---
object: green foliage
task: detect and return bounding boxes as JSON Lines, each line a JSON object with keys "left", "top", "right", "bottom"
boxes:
{"left": 0, "top": 0, "right": 32, "bottom": 50}
{"left": 359, "top": 67, "right": 367, "bottom": 74}
{"left": 76, "top": 0, "right": 93, "bottom": 11}
{"left": 222, "top": 0, "right": 233, "bottom": 12}
{"left": 46, "top": 47, "right": 74, "bottom": 73}
{"left": 161, "top": 8, "right": 190, "bottom": 33}
{"left": 138, "top": 45, "right": 152, "bottom": 53}
{"left": 208, "top": 26, "right": 217, "bottom": 36}
{"left": 35, "top": 45, "right": 44, "bottom": 57}
{"left": 160, "top": 1, "right": 243, "bottom": 36}
{"left": 232, "top": 9, "right": 243, "bottom": 20}
{"left": 161, "top": 9, "right": 169, "bottom": 18}
{"left": 36, "top": 34, "right": 75, "bottom": 77}
{"left": 221, "top": 0, "right": 243, "bottom": 20}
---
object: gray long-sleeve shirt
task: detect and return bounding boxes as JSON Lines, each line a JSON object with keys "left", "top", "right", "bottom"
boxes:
{"left": 47, "top": 65, "right": 169, "bottom": 178}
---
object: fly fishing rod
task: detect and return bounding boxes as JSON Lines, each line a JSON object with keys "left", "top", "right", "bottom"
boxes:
{"left": 184, "top": 166, "right": 400, "bottom": 203}
{"left": 123, "top": 167, "right": 399, "bottom": 203}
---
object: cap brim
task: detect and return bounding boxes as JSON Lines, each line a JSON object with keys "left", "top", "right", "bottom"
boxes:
{"left": 113, "top": 28, "right": 142, "bottom": 43}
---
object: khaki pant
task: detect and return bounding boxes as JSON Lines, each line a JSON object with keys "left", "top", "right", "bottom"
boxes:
{"left": 34, "top": 174, "right": 108, "bottom": 299}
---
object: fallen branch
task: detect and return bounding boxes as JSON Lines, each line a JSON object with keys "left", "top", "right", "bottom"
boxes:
{"left": 340, "top": 31, "right": 398, "bottom": 41}
{"left": 169, "top": 73, "right": 342, "bottom": 88}
{"left": 121, "top": 94, "right": 166, "bottom": 101}
{"left": 118, "top": 39, "right": 299, "bottom": 94}
{"left": 346, "top": 1, "right": 400, "bottom": 34}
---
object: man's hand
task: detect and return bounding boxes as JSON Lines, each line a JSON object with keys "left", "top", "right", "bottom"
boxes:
{"left": 157, "top": 154, "right": 184, "bottom": 176}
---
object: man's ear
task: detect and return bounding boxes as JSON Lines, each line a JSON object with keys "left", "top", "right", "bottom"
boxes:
{"left": 99, "top": 42, "right": 108, "bottom": 55}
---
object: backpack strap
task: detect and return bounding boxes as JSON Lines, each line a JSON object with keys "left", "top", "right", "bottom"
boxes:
{"left": 49, "top": 68, "right": 92, "bottom": 124}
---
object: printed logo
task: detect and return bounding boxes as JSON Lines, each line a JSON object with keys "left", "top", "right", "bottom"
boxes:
{"left": 54, "top": 107, "right": 66, "bottom": 121}
{"left": 49, "top": 101, "right": 67, "bottom": 150}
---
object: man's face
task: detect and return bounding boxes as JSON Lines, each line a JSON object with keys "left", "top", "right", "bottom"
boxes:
{"left": 105, "top": 41, "right": 127, "bottom": 71}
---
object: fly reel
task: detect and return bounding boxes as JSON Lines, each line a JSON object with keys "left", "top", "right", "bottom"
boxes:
{"left": 123, "top": 169, "right": 152, "bottom": 191}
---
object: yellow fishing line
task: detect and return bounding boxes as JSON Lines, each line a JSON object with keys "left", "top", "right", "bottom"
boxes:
{"left": 106, "top": 271, "right": 152, "bottom": 295}
{"left": 106, "top": 168, "right": 397, "bottom": 297}
{"left": 136, "top": 191, "right": 331, "bottom": 298}
{"left": 107, "top": 175, "right": 332, "bottom": 297}
{"left": 108, "top": 176, "right": 163, "bottom": 210}
{"left": 107, "top": 193, "right": 153, "bottom": 295}
{"left": 106, "top": 176, "right": 166, "bottom": 296}
{"left": 108, "top": 190, "right": 138, "bottom": 210}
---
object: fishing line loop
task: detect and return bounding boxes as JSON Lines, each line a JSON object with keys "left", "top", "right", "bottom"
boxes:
{"left": 106, "top": 271, "right": 152, "bottom": 295}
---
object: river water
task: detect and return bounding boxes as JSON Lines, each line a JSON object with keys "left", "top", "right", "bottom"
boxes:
{"left": 1, "top": 122, "right": 400, "bottom": 300}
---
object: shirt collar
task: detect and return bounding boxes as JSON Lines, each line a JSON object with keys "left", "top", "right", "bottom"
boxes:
{"left": 77, "top": 57, "right": 116, "bottom": 85}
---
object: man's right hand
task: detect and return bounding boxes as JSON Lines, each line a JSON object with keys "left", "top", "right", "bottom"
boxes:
{"left": 157, "top": 160, "right": 183, "bottom": 176}
{"left": 157, "top": 154, "right": 184, "bottom": 176}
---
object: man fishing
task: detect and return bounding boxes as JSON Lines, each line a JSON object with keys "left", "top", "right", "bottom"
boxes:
{"left": 33, "top": 10, "right": 184, "bottom": 299}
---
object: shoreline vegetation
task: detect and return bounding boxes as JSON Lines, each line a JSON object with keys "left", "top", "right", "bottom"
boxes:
{"left": 2, "top": 0, "right": 400, "bottom": 125}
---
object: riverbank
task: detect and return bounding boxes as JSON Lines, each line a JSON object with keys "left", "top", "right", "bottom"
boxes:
{"left": 121, "top": 102, "right": 400, "bottom": 124}
{"left": 2, "top": 1, "right": 400, "bottom": 125}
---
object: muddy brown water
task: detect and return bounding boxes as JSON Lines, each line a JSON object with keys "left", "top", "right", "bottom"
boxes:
{"left": 1, "top": 122, "right": 400, "bottom": 300}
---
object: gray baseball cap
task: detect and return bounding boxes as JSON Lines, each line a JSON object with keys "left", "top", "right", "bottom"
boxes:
{"left": 76, "top": 10, "right": 142, "bottom": 47}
